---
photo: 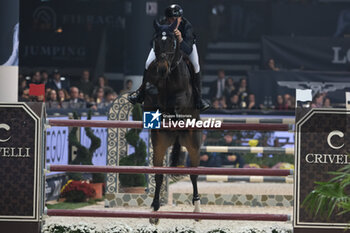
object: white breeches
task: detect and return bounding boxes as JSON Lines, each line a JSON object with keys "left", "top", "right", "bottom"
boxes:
{"left": 145, "top": 44, "right": 200, "bottom": 73}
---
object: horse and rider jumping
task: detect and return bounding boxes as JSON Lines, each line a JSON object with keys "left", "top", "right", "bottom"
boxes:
{"left": 128, "top": 4, "right": 208, "bottom": 224}
{"left": 128, "top": 4, "right": 210, "bottom": 112}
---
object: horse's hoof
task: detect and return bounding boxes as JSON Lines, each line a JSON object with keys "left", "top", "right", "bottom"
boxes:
{"left": 194, "top": 219, "right": 201, "bottom": 222}
{"left": 151, "top": 200, "right": 160, "bottom": 211}
{"left": 149, "top": 218, "right": 160, "bottom": 225}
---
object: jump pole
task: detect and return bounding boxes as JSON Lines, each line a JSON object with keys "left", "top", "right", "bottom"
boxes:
{"left": 46, "top": 209, "right": 291, "bottom": 222}
{"left": 47, "top": 119, "right": 291, "bottom": 131}
{"left": 201, "top": 117, "right": 295, "bottom": 124}
{"left": 198, "top": 146, "right": 294, "bottom": 155}
{"left": 47, "top": 164, "right": 293, "bottom": 176}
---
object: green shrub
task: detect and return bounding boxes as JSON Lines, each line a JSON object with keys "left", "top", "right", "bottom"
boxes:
{"left": 119, "top": 104, "right": 147, "bottom": 188}
{"left": 68, "top": 111, "right": 102, "bottom": 182}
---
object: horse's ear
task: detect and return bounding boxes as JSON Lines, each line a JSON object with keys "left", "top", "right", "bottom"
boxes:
{"left": 169, "top": 19, "right": 177, "bottom": 32}
{"left": 153, "top": 19, "right": 161, "bottom": 32}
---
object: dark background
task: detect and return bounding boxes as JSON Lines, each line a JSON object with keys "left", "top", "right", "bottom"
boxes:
{"left": 18, "top": 0, "right": 350, "bottom": 75}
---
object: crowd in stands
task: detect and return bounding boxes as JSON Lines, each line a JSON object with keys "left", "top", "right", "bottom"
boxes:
{"left": 19, "top": 67, "right": 332, "bottom": 111}
{"left": 18, "top": 69, "right": 131, "bottom": 110}
{"left": 208, "top": 69, "right": 295, "bottom": 110}
{"left": 183, "top": 130, "right": 245, "bottom": 168}
{"left": 208, "top": 66, "right": 333, "bottom": 110}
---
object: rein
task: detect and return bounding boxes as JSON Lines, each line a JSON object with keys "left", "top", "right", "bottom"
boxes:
{"left": 170, "top": 53, "right": 182, "bottom": 72}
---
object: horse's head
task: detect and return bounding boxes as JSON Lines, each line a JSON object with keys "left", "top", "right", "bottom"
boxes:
{"left": 152, "top": 20, "right": 178, "bottom": 78}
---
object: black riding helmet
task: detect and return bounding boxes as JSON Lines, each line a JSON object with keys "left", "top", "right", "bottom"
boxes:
{"left": 165, "top": 4, "right": 183, "bottom": 18}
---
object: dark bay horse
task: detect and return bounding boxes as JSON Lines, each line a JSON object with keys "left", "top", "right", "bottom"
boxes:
{"left": 143, "top": 20, "right": 202, "bottom": 224}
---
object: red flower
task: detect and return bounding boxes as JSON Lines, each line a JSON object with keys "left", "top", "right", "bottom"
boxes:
{"left": 61, "top": 180, "right": 95, "bottom": 200}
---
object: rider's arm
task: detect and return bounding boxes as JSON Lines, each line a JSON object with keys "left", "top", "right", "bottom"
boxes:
{"left": 180, "top": 23, "right": 194, "bottom": 55}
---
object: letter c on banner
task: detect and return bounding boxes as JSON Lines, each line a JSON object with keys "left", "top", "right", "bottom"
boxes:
{"left": 327, "top": 130, "right": 344, "bottom": 150}
{"left": 0, "top": 124, "right": 11, "bottom": 142}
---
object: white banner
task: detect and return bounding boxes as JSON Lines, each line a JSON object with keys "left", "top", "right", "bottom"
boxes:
{"left": 46, "top": 116, "right": 69, "bottom": 175}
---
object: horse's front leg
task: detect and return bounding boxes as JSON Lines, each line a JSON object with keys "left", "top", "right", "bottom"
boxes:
{"left": 190, "top": 174, "right": 200, "bottom": 212}
{"left": 150, "top": 131, "right": 169, "bottom": 224}
{"left": 151, "top": 173, "right": 163, "bottom": 211}
{"left": 151, "top": 144, "right": 167, "bottom": 211}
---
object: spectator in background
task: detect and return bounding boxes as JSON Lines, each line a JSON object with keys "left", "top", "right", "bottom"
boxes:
{"left": 311, "top": 93, "right": 324, "bottom": 108}
{"left": 209, "top": 69, "right": 226, "bottom": 100}
{"left": 93, "top": 75, "right": 112, "bottom": 96}
{"left": 18, "top": 77, "right": 28, "bottom": 97}
{"left": 324, "top": 97, "right": 331, "bottom": 108}
{"left": 275, "top": 95, "right": 289, "bottom": 110}
{"left": 57, "top": 89, "right": 70, "bottom": 109}
{"left": 58, "top": 89, "right": 69, "bottom": 102}
{"left": 19, "top": 89, "right": 30, "bottom": 101}
{"left": 286, "top": 96, "right": 296, "bottom": 109}
{"left": 211, "top": 97, "right": 226, "bottom": 110}
{"left": 224, "top": 77, "right": 236, "bottom": 101}
{"left": 199, "top": 131, "right": 222, "bottom": 167}
{"left": 283, "top": 94, "right": 291, "bottom": 107}
{"left": 29, "top": 71, "right": 42, "bottom": 85}
{"left": 79, "top": 69, "right": 94, "bottom": 97}
{"left": 105, "top": 88, "right": 118, "bottom": 104}
{"left": 46, "top": 89, "right": 60, "bottom": 109}
{"left": 79, "top": 92, "right": 85, "bottom": 100}
{"left": 247, "top": 94, "right": 259, "bottom": 110}
{"left": 95, "top": 87, "right": 105, "bottom": 104}
{"left": 219, "top": 96, "right": 227, "bottom": 109}
{"left": 66, "top": 86, "right": 86, "bottom": 109}
{"left": 41, "top": 70, "right": 49, "bottom": 86}
{"left": 120, "top": 79, "right": 133, "bottom": 95}
{"left": 236, "top": 78, "right": 248, "bottom": 108}
{"left": 211, "top": 98, "right": 220, "bottom": 110}
{"left": 267, "top": 58, "right": 280, "bottom": 71}
{"left": 220, "top": 131, "right": 245, "bottom": 168}
{"left": 47, "top": 69, "right": 69, "bottom": 92}
{"left": 236, "top": 77, "right": 248, "bottom": 96}
{"left": 228, "top": 93, "right": 240, "bottom": 109}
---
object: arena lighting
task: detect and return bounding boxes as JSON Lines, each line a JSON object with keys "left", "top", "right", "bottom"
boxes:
{"left": 55, "top": 27, "right": 63, "bottom": 33}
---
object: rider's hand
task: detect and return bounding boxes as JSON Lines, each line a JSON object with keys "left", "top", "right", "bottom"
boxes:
{"left": 174, "top": 29, "right": 183, "bottom": 43}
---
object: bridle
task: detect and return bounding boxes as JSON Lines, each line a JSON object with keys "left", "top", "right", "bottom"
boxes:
{"left": 153, "top": 32, "right": 182, "bottom": 73}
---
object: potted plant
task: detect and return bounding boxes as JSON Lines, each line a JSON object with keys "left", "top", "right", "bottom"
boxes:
{"left": 119, "top": 103, "right": 147, "bottom": 193}
{"left": 68, "top": 111, "right": 105, "bottom": 199}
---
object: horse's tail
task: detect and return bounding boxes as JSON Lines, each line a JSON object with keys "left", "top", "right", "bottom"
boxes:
{"left": 170, "top": 137, "right": 181, "bottom": 167}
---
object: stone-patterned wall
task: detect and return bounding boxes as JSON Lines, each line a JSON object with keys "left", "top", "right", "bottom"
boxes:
{"left": 173, "top": 193, "right": 293, "bottom": 207}
{"left": 108, "top": 194, "right": 154, "bottom": 207}
{"left": 107, "top": 192, "right": 293, "bottom": 207}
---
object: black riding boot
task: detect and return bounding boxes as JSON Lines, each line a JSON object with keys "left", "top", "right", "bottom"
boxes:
{"left": 128, "top": 70, "right": 147, "bottom": 105}
{"left": 193, "top": 72, "right": 210, "bottom": 112}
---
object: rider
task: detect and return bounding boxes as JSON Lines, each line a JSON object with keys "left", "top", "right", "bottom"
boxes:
{"left": 128, "top": 4, "right": 210, "bottom": 112}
